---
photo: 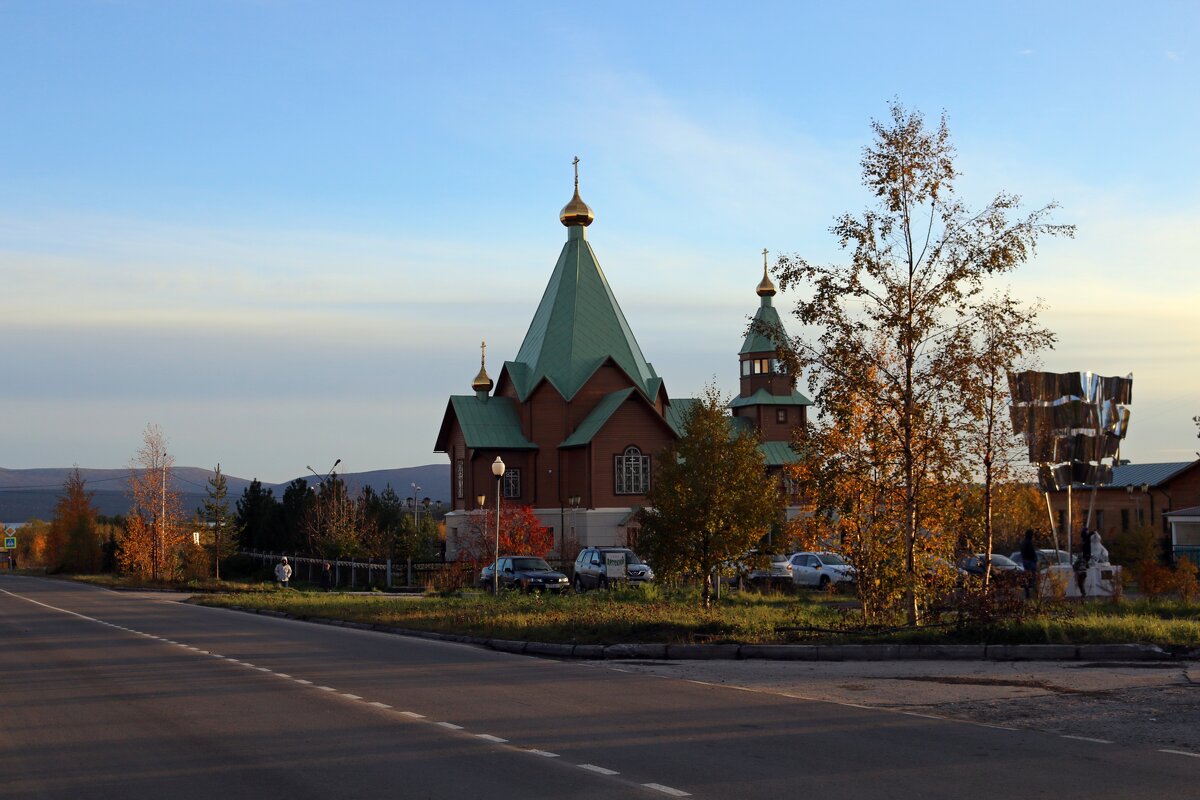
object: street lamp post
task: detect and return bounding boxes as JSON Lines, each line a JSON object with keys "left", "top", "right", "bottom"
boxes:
{"left": 491, "top": 457, "right": 505, "bottom": 594}
{"left": 307, "top": 459, "right": 341, "bottom": 559}
{"left": 568, "top": 495, "right": 581, "bottom": 555}
{"left": 155, "top": 452, "right": 167, "bottom": 582}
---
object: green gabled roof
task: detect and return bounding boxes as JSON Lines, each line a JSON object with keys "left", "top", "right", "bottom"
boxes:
{"left": 664, "top": 397, "right": 700, "bottom": 437}
{"left": 740, "top": 295, "right": 787, "bottom": 355}
{"left": 560, "top": 388, "right": 636, "bottom": 448}
{"left": 729, "top": 388, "right": 812, "bottom": 408}
{"left": 509, "top": 226, "right": 659, "bottom": 402}
{"left": 729, "top": 415, "right": 755, "bottom": 435}
{"left": 442, "top": 396, "right": 539, "bottom": 451}
{"left": 758, "top": 440, "right": 802, "bottom": 466}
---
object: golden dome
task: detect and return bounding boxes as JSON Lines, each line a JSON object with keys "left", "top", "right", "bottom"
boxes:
{"left": 472, "top": 341, "right": 494, "bottom": 392}
{"left": 559, "top": 155, "right": 594, "bottom": 227}
{"left": 756, "top": 248, "right": 776, "bottom": 297}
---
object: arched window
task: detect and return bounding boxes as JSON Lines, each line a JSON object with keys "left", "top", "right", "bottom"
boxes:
{"left": 615, "top": 446, "right": 650, "bottom": 495}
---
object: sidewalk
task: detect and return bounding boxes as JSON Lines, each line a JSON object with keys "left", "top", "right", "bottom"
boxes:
{"left": 610, "top": 657, "right": 1200, "bottom": 752}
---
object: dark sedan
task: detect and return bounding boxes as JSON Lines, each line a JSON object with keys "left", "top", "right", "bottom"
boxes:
{"left": 479, "top": 556, "right": 570, "bottom": 594}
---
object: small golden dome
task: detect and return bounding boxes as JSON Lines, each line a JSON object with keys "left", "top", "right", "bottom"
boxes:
{"left": 756, "top": 248, "right": 776, "bottom": 297}
{"left": 559, "top": 155, "right": 594, "bottom": 227}
{"left": 472, "top": 341, "right": 494, "bottom": 392}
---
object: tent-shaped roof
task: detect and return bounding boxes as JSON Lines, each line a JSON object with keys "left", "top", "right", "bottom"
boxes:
{"left": 508, "top": 225, "right": 660, "bottom": 402}
{"left": 740, "top": 294, "right": 788, "bottom": 355}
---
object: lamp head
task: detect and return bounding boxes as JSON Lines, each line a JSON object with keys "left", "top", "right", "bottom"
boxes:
{"left": 491, "top": 456, "right": 506, "bottom": 477}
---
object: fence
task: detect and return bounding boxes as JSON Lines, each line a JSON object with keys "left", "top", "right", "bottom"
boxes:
{"left": 1174, "top": 546, "right": 1200, "bottom": 569}
{"left": 241, "top": 551, "right": 572, "bottom": 591}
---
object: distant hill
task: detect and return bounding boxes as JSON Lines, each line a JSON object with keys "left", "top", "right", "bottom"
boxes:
{"left": 0, "top": 464, "right": 450, "bottom": 523}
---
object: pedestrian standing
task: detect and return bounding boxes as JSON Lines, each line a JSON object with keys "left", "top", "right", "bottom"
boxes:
{"left": 1020, "top": 528, "right": 1038, "bottom": 598}
{"left": 320, "top": 562, "right": 333, "bottom": 591}
{"left": 275, "top": 557, "right": 292, "bottom": 589}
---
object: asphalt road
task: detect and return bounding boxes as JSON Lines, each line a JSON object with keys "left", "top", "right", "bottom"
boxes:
{"left": 1, "top": 575, "right": 1195, "bottom": 799}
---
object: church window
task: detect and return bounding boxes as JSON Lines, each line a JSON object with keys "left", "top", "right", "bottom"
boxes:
{"left": 456, "top": 460, "right": 464, "bottom": 499}
{"left": 741, "top": 360, "right": 751, "bottom": 377}
{"left": 776, "top": 408, "right": 787, "bottom": 424}
{"left": 752, "top": 358, "right": 771, "bottom": 374}
{"left": 503, "top": 468, "right": 521, "bottom": 499}
{"left": 615, "top": 446, "right": 650, "bottom": 495}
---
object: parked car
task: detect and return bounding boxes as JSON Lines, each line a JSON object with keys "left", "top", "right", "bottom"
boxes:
{"left": 747, "top": 553, "right": 794, "bottom": 585}
{"left": 1008, "top": 549, "right": 1071, "bottom": 569}
{"left": 956, "top": 552, "right": 1023, "bottom": 577}
{"left": 572, "top": 547, "right": 654, "bottom": 591}
{"left": 479, "top": 556, "right": 570, "bottom": 594}
{"left": 789, "top": 552, "right": 856, "bottom": 589}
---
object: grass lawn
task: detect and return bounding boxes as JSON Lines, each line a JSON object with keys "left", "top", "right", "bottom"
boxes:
{"left": 190, "top": 586, "right": 1200, "bottom": 648}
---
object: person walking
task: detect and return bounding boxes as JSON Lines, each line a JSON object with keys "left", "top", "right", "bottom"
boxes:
{"left": 275, "top": 557, "right": 292, "bottom": 589}
{"left": 1020, "top": 528, "right": 1038, "bottom": 598}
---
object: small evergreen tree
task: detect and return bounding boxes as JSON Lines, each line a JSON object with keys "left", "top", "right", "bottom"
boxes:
{"left": 236, "top": 479, "right": 282, "bottom": 551}
{"left": 201, "top": 464, "right": 237, "bottom": 580}
{"left": 55, "top": 467, "right": 102, "bottom": 573}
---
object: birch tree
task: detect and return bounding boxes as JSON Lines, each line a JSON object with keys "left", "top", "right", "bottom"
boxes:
{"left": 776, "top": 103, "right": 1072, "bottom": 624}
{"left": 120, "top": 425, "right": 187, "bottom": 580}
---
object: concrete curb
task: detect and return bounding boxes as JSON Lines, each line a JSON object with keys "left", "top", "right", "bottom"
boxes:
{"left": 214, "top": 606, "right": 1195, "bottom": 662}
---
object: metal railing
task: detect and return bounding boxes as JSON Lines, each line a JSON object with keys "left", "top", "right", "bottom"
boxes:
{"left": 1173, "top": 546, "right": 1200, "bottom": 568}
{"left": 241, "top": 551, "right": 573, "bottom": 591}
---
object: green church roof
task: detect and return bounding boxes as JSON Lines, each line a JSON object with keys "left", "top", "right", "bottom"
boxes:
{"left": 664, "top": 397, "right": 700, "bottom": 437}
{"left": 758, "top": 440, "right": 802, "bottom": 466}
{"left": 509, "top": 225, "right": 660, "bottom": 402}
{"left": 729, "top": 388, "right": 813, "bottom": 408}
{"left": 740, "top": 295, "right": 788, "bottom": 355}
{"left": 560, "top": 388, "right": 637, "bottom": 448}
{"left": 436, "top": 396, "right": 538, "bottom": 452}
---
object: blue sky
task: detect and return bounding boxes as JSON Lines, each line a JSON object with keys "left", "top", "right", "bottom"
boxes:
{"left": 2, "top": 1, "right": 1196, "bottom": 484}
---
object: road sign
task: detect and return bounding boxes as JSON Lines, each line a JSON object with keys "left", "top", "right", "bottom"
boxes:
{"left": 3, "top": 537, "right": 15, "bottom": 550}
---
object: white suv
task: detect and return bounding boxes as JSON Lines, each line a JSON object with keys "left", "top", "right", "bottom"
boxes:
{"left": 789, "top": 552, "right": 856, "bottom": 589}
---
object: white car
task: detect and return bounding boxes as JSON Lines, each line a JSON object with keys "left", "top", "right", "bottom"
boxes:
{"left": 789, "top": 552, "right": 856, "bottom": 589}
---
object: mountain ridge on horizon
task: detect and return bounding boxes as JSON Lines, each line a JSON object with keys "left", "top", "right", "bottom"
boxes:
{"left": 0, "top": 464, "right": 451, "bottom": 522}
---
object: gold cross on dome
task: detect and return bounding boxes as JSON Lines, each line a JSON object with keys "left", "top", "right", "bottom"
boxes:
{"left": 762, "top": 248, "right": 769, "bottom": 268}
{"left": 572, "top": 155, "right": 580, "bottom": 186}
{"left": 480, "top": 340, "right": 487, "bottom": 367}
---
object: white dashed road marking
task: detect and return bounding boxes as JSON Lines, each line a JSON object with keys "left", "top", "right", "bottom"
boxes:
{"left": 1063, "top": 735, "right": 1113, "bottom": 744}
{"left": 643, "top": 783, "right": 690, "bottom": 797}
{"left": 1159, "top": 749, "right": 1200, "bottom": 758}
{"left": 436, "top": 722, "right": 464, "bottom": 730}
{"left": 527, "top": 749, "right": 559, "bottom": 758}
{"left": 578, "top": 764, "right": 619, "bottom": 776}
{"left": 476, "top": 734, "right": 508, "bottom": 743}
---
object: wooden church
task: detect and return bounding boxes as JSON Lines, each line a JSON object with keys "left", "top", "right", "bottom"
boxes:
{"left": 435, "top": 167, "right": 809, "bottom": 558}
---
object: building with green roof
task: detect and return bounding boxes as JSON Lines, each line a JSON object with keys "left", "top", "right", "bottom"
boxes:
{"left": 435, "top": 167, "right": 809, "bottom": 559}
